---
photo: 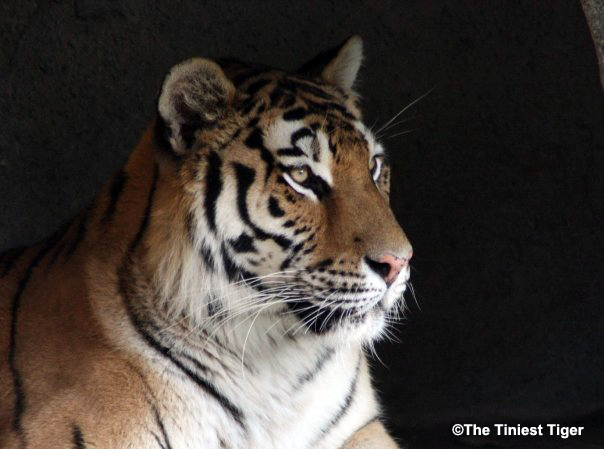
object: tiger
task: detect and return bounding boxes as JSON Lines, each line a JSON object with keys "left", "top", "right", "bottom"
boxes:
{"left": 0, "top": 35, "right": 413, "bottom": 449}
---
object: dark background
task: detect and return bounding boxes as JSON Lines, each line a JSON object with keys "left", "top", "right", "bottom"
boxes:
{"left": 1, "top": 1, "right": 603, "bottom": 448}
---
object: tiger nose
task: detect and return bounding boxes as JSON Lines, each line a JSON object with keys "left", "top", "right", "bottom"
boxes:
{"left": 365, "top": 250, "right": 412, "bottom": 286}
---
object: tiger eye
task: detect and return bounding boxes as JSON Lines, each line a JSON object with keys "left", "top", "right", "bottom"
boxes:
{"left": 369, "top": 157, "right": 377, "bottom": 173}
{"left": 369, "top": 155, "right": 384, "bottom": 179}
{"left": 290, "top": 166, "right": 309, "bottom": 184}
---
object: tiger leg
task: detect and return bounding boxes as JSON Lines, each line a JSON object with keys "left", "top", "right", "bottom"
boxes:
{"left": 341, "top": 420, "right": 401, "bottom": 449}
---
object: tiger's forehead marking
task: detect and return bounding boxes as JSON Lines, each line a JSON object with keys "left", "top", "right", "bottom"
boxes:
{"left": 265, "top": 118, "right": 334, "bottom": 186}
{"left": 353, "top": 121, "right": 384, "bottom": 158}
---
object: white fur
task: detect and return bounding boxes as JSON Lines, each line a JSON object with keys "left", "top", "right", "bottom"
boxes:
{"left": 94, "top": 269, "right": 381, "bottom": 449}
{"left": 266, "top": 120, "right": 334, "bottom": 195}
{"left": 90, "top": 96, "right": 407, "bottom": 449}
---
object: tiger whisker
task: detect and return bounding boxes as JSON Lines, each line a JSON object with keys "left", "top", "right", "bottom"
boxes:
{"left": 298, "top": 292, "right": 340, "bottom": 335}
{"left": 279, "top": 290, "right": 331, "bottom": 337}
{"left": 156, "top": 285, "right": 302, "bottom": 334}
{"left": 407, "top": 279, "right": 420, "bottom": 311}
{"left": 316, "top": 291, "right": 342, "bottom": 333}
{"left": 200, "top": 291, "right": 318, "bottom": 346}
{"left": 382, "top": 128, "right": 418, "bottom": 140}
{"left": 158, "top": 287, "right": 310, "bottom": 339}
{"left": 374, "top": 87, "right": 434, "bottom": 136}
{"left": 374, "top": 115, "right": 416, "bottom": 139}
{"left": 240, "top": 300, "right": 278, "bottom": 375}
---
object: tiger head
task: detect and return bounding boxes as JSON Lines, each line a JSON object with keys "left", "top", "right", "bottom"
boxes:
{"left": 152, "top": 36, "right": 412, "bottom": 345}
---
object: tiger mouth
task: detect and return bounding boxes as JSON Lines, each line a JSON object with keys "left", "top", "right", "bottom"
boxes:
{"left": 250, "top": 272, "right": 406, "bottom": 334}
{"left": 284, "top": 290, "right": 391, "bottom": 335}
{"left": 285, "top": 299, "right": 366, "bottom": 334}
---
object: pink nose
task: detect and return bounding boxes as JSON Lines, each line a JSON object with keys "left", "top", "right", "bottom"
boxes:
{"left": 365, "top": 250, "right": 412, "bottom": 285}
{"left": 379, "top": 253, "right": 408, "bottom": 284}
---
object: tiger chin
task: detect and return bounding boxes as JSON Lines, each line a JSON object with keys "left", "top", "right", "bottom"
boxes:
{"left": 0, "top": 36, "right": 412, "bottom": 449}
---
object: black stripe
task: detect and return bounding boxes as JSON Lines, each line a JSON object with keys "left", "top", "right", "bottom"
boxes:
{"left": 45, "top": 239, "right": 68, "bottom": 269}
{"left": 241, "top": 99, "right": 259, "bottom": 115}
{"left": 308, "top": 174, "right": 331, "bottom": 200}
{"left": 182, "top": 352, "right": 216, "bottom": 377}
{"left": 280, "top": 257, "right": 292, "bottom": 270}
{"left": 0, "top": 247, "right": 26, "bottom": 278}
{"left": 43, "top": 218, "right": 78, "bottom": 270}
{"left": 268, "top": 196, "right": 285, "bottom": 218}
{"left": 306, "top": 99, "right": 356, "bottom": 121}
{"left": 286, "top": 78, "right": 336, "bottom": 101}
{"left": 294, "top": 347, "right": 335, "bottom": 389}
{"left": 121, "top": 291, "right": 245, "bottom": 427}
{"left": 281, "top": 95, "right": 297, "bottom": 109}
{"left": 244, "top": 128, "right": 275, "bottom": 183}
{"left": 8, "top": 232, "right": 64, "bottom": 446}
{"left": 232, "top": 164, "right": 256, "bottom": 218}
{"left": 276, "top": 147, "right": 305, "bottom": 157}
{"left": 283, "top": 107, "right": 308, "bottom": 121}
{"left": 199, "top": 242, "right": 214, "bottom": 271}
{"left": 314, "top": 258, "right": 334, "bottom": 269}
{"left": 230, "top": 233, "right": 256, "bottom": 253}
{"left": 129, "top": 165, "right": 159, "bottom": 252}
{"left": 269, "top": 87, "right": 287, "bottom": 107}
{"left": 302, "top": 244, "right": 317, "bottom": 255}
{"left": 64, "top": 207, "right": 91, "bottom": 258}
{"left": 200, "top": 246, "right": 214, "bottom": 270}
{"left": 117, "top": 164, "right": 244, "bottom": 426}
{"left": 122, "top": 360, "right": 174, "bottom": 449}
{"left": 102, "top": 170, "right": 128, "bottom": 223}
{"left": 314, "top": 357, "right": 361, "bottom": 444}
{"left": 244, "top": 127, "right": 263, "bottom": 150}
{"left": 245, "top": 78, "right": 271, "bottom": 95}
{"left": 187, "top": 213, "right": 215, "bottom": 272}
{"left": 204, "top": 152, "right": 222, "bottom": 233}
{"left": 246, "top": 117, "right": 260, "bottom": 129}
{"left": 291, "top": 127, "right": 314, "bottom": 145}
{"left": 290, "top": 241, "right": 305, "bottom": 254}
{"left": 71, "top": 424, "right": 86, "bottom": 449}
{"left": 232, "top": 163, "right": 291, "bottom": 249}
{"left": 185, "top": 211, "right": 196, "bottom": 245}
{"left": 218, "top": 128, "right": 242, "bottom": 151}
{"left": 328, "top": 138, "right": 338, "bottom": 156}
{"left": 152, "top": 403, "right": 173, "bottom": 449}
{"left": 221, "top": 243, "right": 240, "bottom": 281}
{"left": 153, "top": 433, "right": 167, "bottom": 449}
{"left": 207, "top": 297, "right": 222, "bottom": 318}
{"left": 294, "top": 226, "right": 309, "bottom": 236}
{"left": 119, "top": 359, "right": 175, "bottom": 449}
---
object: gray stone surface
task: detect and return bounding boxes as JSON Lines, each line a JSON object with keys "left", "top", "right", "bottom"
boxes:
{"left": 582, "top": 0, "right": 604, "bottom": 89}
{"left": 1, "top": 1, "right": 603, "bottom": 447}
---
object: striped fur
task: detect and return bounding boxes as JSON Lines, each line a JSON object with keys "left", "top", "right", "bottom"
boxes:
{"left": 0, "top": 37, "right": 411, "bottom": 449}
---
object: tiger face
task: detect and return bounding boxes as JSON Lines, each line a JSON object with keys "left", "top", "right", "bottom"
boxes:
{"left": 156, "top": 37, "right": 412, "bottom": 344}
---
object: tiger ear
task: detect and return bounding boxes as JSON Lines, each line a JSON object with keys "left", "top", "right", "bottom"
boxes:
{"left": 296, "top": 35, "right": 363, "bottom": 91}
{"left": 157, "top": 58, "right": 236, "bottom": 155}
